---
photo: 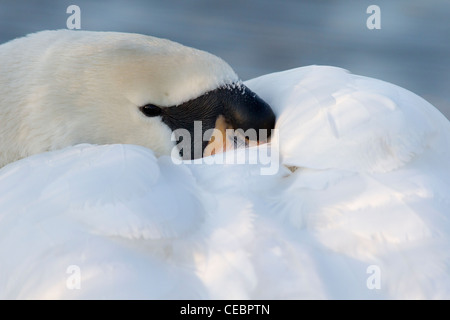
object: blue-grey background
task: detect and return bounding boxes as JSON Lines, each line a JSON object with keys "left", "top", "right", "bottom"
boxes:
{"left": 1, "top": 0, "right": 449, "bottom": 119}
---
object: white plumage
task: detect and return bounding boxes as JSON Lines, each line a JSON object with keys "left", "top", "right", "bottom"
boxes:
{"left": 0, "top": 30, "right": 241, "bottom": 166}
{"left": 1, "top": 63, "right": 449, "bottom": 299}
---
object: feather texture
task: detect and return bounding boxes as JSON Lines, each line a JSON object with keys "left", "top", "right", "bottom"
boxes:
{"left": 1, "top": 66, "right": 449, "bottom": 299}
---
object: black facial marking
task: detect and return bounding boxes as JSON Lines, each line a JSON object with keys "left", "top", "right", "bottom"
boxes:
{"left": 140, "top": 104, "right": 162, "bottom": 117}
{"left": 156, "top": 84, "right": 276, "bottom": 160}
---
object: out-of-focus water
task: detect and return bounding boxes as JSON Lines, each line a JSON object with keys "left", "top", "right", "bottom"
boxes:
{"left": 1, "top": 0, "right": 449, "bottom": 119}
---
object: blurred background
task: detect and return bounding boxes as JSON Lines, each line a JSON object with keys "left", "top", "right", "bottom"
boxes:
{"left": 1, "top": 0, "right": 449, "bottom": 119}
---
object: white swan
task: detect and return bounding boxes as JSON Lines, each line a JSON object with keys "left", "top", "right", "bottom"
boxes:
{"left": 0, "top": 30, "right": 275, "bottom": 167}
{"left": 1, "top": 32, "right": 449, "bottom": 299}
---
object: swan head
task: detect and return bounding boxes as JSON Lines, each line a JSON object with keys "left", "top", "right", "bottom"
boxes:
{"left": 0, "top": 30, "right": 275, "bottom": 165}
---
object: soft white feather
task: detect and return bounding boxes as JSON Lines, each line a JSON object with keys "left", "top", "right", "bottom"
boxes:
{"left": 0, "top": 30, "right": 239, "bottom": 166}
{"left": 0, "top": 66, "right": 449, "bottom": 299}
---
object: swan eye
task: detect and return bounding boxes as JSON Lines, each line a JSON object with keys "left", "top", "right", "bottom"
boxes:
{"left": 140, "top": 104, "right": 162, "bottom": 117}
